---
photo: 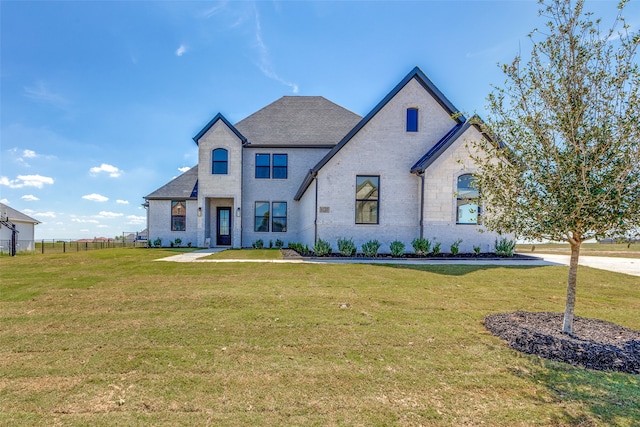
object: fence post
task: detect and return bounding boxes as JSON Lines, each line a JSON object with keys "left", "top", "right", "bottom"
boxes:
{"left": 42, "top": 240, "right": 44, "bottom": 254}
{"left": 63, "top": 241, "right": 66, "bottom": 253}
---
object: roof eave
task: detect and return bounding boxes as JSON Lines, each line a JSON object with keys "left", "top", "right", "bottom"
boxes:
{"left": 192, "top": 113, "right": 248, "bottom": 145}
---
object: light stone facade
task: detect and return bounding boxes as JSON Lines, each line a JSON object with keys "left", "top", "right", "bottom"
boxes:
{"left": 144, "top": 67, "right": 507, "bottom": 253}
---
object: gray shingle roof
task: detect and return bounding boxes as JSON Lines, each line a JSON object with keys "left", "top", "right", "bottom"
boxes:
{"left": 234, "top": 96, "right": 362, "bottom": 147}
{"left": 145, "top": 166, "right": 198, "bottom": 200}
{"left": 0, "top": 202, "right": 40, "bottom": 224}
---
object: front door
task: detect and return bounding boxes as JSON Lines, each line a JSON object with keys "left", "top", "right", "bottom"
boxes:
{"left": 216, "top": 207, "right": 231, "bottom": 246}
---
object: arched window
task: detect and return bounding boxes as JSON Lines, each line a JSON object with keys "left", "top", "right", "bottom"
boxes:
{"left": 456, "top": 174, "right": 479, "bottom": 224}
{"left": 212, "top": 149, "right": 228, "bottom": 174}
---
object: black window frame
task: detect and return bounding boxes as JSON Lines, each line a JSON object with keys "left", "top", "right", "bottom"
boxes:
{"left": 212, "top": 148, "right": 228, "bottom": 175}
{"left": 355, "top": 175, "right": 380, "bottom": 225}
{"left": 171, "top": 200, "right": 186, "bottom": 231}
{"left": 272, "top": 154, "right": 288, "bottom": 179}
{"left": 254, "top": 201, "right": 270, "bottom": 232}
{"left": 255, "top": 153, "right": 270, "bottom": 179}
{"left": 271, "top": 201, "right": 287, "bottom": 232}
{"left": 406, "top": 108, "right": 419, "bottom": 132}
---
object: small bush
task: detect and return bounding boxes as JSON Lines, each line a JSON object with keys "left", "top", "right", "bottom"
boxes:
{"left": 174, "top": 238, "right": 182, "bottom": 247}
{"left": 313, "top": 239, "right": 332, "bottom": 256}
{"left": 252, "top": 239, "right": 264, "bottom": 249}
{"left": 275, "top": 239, "right": 284, "bottom": 249}
{"left": 337, "top": 237, "right": 357, "bottom": 256}
{"left": 187, "top": 242, "right": 192, "bottom": 248}
{"left": 432, "top": 241, "right": 442, "bottom": 256}
{"left": 361, "top": 239, "right": 381, "bottom": 257}
{"left": 269, "top": 240, "right": 273, "bottom": 249}
{"left": 450, "top": 239, "right": 462, "bottom": 255}
{"left": 412, "top": 237, "right": 431, "bottom": 255}
{"left": 288, "top": 242, "right": 310, "bottom": 256}
{"left": 473, "top": 245, "right": 481, "bottom": 255}
{"left": 153, "top": 238, "right": 162, "bottom": 247}
{"left": 495, "top": 238, "right": 516, "bottom": 257}
{"left": 390, "top": 240, "right": 405, "bottom": 257}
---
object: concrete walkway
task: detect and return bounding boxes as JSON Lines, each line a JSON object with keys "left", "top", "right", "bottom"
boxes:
{"left": 155, "top": 249, "right": 640, "bottom": 278}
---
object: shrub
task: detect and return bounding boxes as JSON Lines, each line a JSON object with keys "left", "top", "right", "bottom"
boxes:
{"left": 288, "top": 242, "right": 310, "bottom": 256}
{"left": 495, "top": 238, "right": 516, "bottom": 257}
{"left": 337, "top": 237, "right": 357, "bottom": 256}
{"left": 412, "top": 237, "right": 431, "bottom": 255}
{"left": 269, "top": 240, "right": 273, "bottom": 249}
{"left": 252, "top": 239, "right": 264, "bottom": 249}
{"left": 390, "top": 240, "right": 405, "bottom": 257}
{"left": 473, "top": 245, "right": 481, "bottom": 255}
{"left": 361, "top": 239, "right": 381, "bottom": 257}
{"left": 174, "top": 238, "right": 182, "bottom": 247}
{"left": 450, "top": 239, "right": 462, "bottom": 255}
{"left": 432, "top": 241, "right": 442, "bottom": 256}
{"left": 313, "top": 239, "right": 332, "bottom": 256}
{"left": 275, "top": 239, "right": 284, "bottom": 249}
{"left": 153, "top": 238, "right": 162, "bottom": 247}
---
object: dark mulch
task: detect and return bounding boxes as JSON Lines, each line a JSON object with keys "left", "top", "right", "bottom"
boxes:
{"left": 280, "top": 249, "right": 536, "bottom": 260}
{"left": 484, "top": 312, "right": 640, "bottom": 374}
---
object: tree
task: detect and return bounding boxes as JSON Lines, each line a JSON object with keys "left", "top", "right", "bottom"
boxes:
{"left": 471, "top": 0, "right": 640, "bottom": 335}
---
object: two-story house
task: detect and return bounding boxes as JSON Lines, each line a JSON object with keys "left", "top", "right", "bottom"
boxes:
{"left": 144, "top": 66, "right": 503, "bottom": 253}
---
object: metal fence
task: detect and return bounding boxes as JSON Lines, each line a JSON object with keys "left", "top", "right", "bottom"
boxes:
{"left": 0, "top": 239, "right": 148, "bottom": 255}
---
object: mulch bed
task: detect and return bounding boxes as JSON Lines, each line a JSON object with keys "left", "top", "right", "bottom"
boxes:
{"left": 280, "top": 249, "right": 537, "bottom": 260}
{"left": 484, "top": 312, "right": 640, "bottom": 374}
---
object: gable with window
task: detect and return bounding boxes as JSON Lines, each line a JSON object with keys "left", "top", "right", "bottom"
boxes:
{"left": 406, "top": 108, "right": 419, "bottom": 132}
{"left": 456, "top": 174, "right": 479, "bottom": 224}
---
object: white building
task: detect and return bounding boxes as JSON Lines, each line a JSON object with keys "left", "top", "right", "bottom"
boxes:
{"left": 0, "top": 202, "right": 40, "bottom": 254}
{"left": 144, "top": 66, "right": 504, "bottom": 253}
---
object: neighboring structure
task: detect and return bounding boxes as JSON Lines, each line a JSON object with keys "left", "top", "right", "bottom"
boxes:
{"left": 0, "top": 202, "right": 40, "bottom": 254}
{"left": 144, "top": 66, "right": 504, "bottom": 253}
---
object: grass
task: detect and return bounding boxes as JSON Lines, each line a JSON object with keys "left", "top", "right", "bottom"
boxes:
{"left": 516, "top": 242, "right": 640, "bottom": 259}
{"left": 1, "top": 248, "right": 639, "bottom": 426}
{"left": 204, "top": 249, "right": 284, "bottom": 260}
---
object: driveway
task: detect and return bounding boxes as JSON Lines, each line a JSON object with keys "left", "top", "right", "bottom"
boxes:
{"left": 156, "top": 249, "right": 640, "bottom": 278}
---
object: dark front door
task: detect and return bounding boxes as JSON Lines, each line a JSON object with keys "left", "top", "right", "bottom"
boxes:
{"left": 216, "top": 207, "right": 231, "bottom": 246}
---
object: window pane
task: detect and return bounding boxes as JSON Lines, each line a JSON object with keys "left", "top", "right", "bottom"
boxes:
{"left": 212, "top": 149, "right": 228, "bottom": 174}
{"left": 457, "top": 174, "right": 479, "bottom": 224}
{"left": 273, "top": 154, "right": 287, "bottom": 179}
{"left": 272, "top": 202, "right": 287, "bottom": 232}
{"left": 256, "top": 154, "right": 270, "bottom": 179}
{"left": 407, "top": 108, "right": 418, "bottom": 132}
{"left": 255, "top": 202, "right": 270, "bottom": 232}
{"left": 356, "top": 201, "right": 378, "bottom": 224}
{"left": 356, "top": 176, "right": 379, "bottom": 200}
{"left": 356, "top": 176, "right": 379, "bottom": 224}
{"left": 171, "top": 201, "right": 186, "bottom": 231}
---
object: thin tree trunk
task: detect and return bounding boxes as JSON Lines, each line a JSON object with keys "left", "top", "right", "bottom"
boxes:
{"left": 562, "top": 240, "right": 581, "bottom": 335}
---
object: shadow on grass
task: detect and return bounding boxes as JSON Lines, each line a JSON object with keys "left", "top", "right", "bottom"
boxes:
{"left": 379, "top": 263, "right": 547, "bottom": 276}
{"left": 523, "top": 360, "right": 640, "bottom": 425}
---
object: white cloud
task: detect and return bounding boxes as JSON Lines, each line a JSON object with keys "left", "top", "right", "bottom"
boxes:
{"left": 176, "top": 44, "right": 188, "bottom": 56}
{"left": 178, "top": 166, "right": 191, "bottom": 173}
{"left": 21, "top": 194, "right": 39, "bottom": 201}
{"left": 0, "top": 174, "right": 54, "bottom": 189}
{"left": 98, "top": 211, "right": 124, "bottom": 218}
{"left": 32, "top": 211, "right": 56, "bottom": 218}
{"left": 90, "top": 163, "right": 122, "bottom": 178}
{"left": 127, "top": 215, "right": 146, "bottom": 225}
{"left": 116, "top": 199, "right": 129, "bottom": 204}
{"left": 72, "top": 217, "right": 100, "bottom": 224}
{"left": 253, "top": 7, "right": 299, "bottom": 94}
{"left": 201, "top": 1, "right": 227, "bottom": 18}
{"left": 24, "top": 81, "right": 69, "bottom": 109}
{"left": 82, "top": 193, "right": 109, "bottom": 202}
{"left": 23, "top": 149, "right": 37, "bottom": 158}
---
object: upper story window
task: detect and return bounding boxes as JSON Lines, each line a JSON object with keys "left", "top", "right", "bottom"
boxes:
{"left": 171, "top": 200, "right": 186, "bottom": 231}
{"left": 255, "top": 154, "right": 270, "bottom": 179}
{"left": 406, "top": 108, "right": 419, "bottom": 132}
{"left": 456, "top": 174, "right": 479, "bottom": 224}
{"left": 272, "top": 154, "right": 288, "bottom": 179}
{"left": 355, "top": 175, "right": 379, "bottom": 224}
{"left": 212, "top": 149, "right": 228, "bottom": 174}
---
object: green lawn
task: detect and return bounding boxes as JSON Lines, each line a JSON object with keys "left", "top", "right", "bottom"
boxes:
{"left": 517, "top": 242, "right": 640, "bottom": 258}
{"left": 204, "top": 248, "right": 284, "bottom": 260}
{"left": 1, "top": 248, "right": 639, "bottom": 426}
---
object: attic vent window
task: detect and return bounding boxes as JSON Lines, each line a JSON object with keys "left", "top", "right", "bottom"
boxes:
{"left": 406, "top": 108, "right": 419, "bottom": 132}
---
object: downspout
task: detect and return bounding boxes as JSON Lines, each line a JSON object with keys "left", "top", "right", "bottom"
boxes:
{"left": 314, "top": 174, "right": 318, "bottom": 243}
{"left": 419, "top": 172, "right": 425, "bottom": 239}
{"left": 239, "top": 143, "right": 244, "bottom": 248}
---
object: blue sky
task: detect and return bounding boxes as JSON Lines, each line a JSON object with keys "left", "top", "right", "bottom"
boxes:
{"left": 2, "top": 0, "right": 638, "bottom": 240}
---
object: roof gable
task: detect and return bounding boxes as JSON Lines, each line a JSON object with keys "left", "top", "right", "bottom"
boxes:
{"left": 234, "top": 96, "right": 361, "bottom": 147}
{"left": 294, "top": 66, "right": 465, "bottom": 200}
{"left": 193, "top": 113, "right": 247, "bottom": 145}
{"left": 145, "top": 166, "right": 199, "bottom": 200}
{"left": 0, "top": 202, "right": 40, "bottom": 224}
